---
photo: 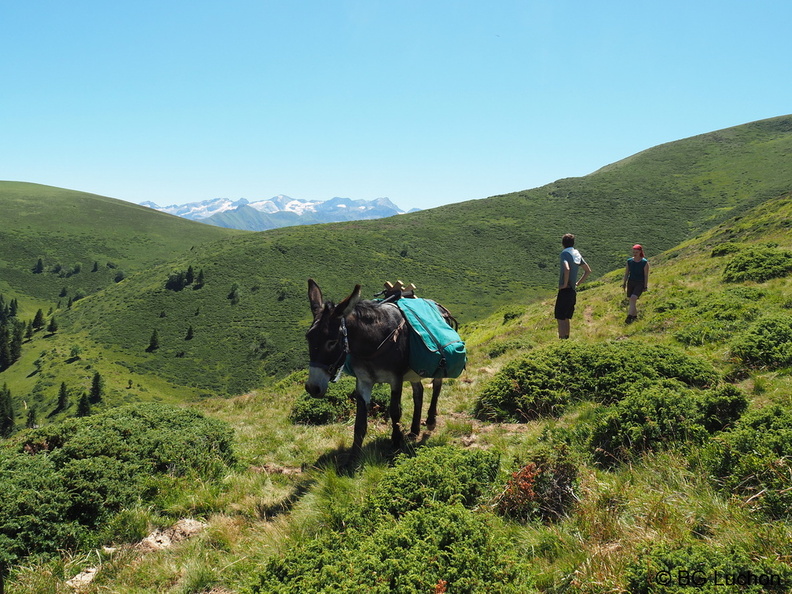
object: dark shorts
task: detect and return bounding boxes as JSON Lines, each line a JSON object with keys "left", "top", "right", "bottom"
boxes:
{"left": 627, "top": 280, "right": 645, "bottom": 298}
{"left": 554, "top": 287, "right": 577, "bottom": 320}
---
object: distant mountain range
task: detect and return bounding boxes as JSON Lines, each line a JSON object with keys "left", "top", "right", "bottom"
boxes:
{"left": 140, "top": 195, "right": 410, "bottom": 231}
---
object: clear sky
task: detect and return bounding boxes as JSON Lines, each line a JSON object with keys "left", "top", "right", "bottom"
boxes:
{"left": 2, "top": 1, "right": 790, "bottom": 212}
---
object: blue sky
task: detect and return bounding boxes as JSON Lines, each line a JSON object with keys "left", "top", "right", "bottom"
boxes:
{"left": 2, "top": 1, "right": 790, "bottom": 212}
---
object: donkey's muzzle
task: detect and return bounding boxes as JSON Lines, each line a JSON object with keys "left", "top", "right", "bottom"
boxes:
{"left": 304, "top": 381, "right": 322, "bottom": 396}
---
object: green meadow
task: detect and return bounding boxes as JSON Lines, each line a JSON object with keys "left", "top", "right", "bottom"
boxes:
{"left": 2, "top": 115, "right": 792, "bottom": 592}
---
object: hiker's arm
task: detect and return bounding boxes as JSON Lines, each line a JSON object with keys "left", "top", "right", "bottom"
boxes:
{"left": 576, "top": 262, "right": 592, "bottom": 287}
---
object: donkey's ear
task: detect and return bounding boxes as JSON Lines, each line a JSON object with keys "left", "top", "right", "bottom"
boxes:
{"left": 335, "top": 284, "right": 361, "bottom": 317}
{"left": 308, "top": 279, "right": 324, "bottom": 317}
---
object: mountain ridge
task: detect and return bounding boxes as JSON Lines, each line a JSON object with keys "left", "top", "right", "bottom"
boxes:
{"left": 142, "top": 194, "right": 407, "bottom": 230}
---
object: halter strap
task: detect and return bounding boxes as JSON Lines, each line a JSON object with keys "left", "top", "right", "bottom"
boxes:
{"left": 312, "top": 316, "right": 348, "bottom": 383}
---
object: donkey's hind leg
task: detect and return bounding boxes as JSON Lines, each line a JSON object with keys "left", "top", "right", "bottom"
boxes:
{"left": 425, "top": 379, "right": 442, "bottom": 431}
{"left": 388, "top": 382, "right": 405, "bottom": 448}
{"left": 408, "top": 381, "right": 424, "bottom": 439}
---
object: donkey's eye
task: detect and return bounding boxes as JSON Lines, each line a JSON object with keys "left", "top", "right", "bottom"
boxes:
{"left": 326, "top": 340, "right": 339, "bottom": 350}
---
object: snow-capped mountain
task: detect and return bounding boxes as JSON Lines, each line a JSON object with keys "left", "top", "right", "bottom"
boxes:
{"left": 139, "top": 198, "right": 249, "bottom": 220}
{"left": 141, "top": 195, "right": 408, "bottom": 231}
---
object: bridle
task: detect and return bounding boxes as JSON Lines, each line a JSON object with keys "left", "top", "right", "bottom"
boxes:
{"left": 309, "top": 316, "right": 350, "bottom": 383}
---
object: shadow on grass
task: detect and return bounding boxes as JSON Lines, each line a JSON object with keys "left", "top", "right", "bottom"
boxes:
{"left": 313, "top": 432, "right": 434, "bottom": 476}
{"left": 257, "top": 432, "right": 436, "bottom": 520}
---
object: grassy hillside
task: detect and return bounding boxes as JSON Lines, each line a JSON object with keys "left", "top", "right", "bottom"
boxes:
{"left": 0, "top": 181, "right": 243, "bottom": 313}
{"left": 4, "top": 190, "right": 792, "bottom": 592}
{"left": 2, "top": 116, "right": 792, "bottom": 414}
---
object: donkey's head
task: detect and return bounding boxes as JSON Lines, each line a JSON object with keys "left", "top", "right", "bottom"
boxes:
{"left": 304, "top": 279, "right": 361, "bottom": 397}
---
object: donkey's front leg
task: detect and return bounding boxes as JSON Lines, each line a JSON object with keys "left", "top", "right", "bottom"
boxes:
{"left": 388, "top": 382, "right": 405, "bottom": 448}
{"left": 352, "top": 391, "right": 368, "bottom": 456}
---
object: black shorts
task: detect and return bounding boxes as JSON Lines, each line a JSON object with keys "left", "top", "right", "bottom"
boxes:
{"left": 554, "top": 287, "right": 577, "bottom": 320}
{"left": 627, "top": 280, "right": 645, "bottom": 298}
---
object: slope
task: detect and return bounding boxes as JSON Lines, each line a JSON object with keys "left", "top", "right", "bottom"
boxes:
{"left": 5, "top": 185, "right": 792, "bottom": 593}
{"left": 2, "top": 115, "right": 792, "bottom": 408}
{"left": 0, "top": 181, "right": 244, "bottom": 312}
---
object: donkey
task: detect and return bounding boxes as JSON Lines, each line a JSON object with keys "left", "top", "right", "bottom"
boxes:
{"left": 305, "top": 278, "right": 443, "bottom": 455}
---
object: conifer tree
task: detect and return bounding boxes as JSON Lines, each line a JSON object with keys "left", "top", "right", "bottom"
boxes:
{"left": 32, "top": 309, "right": 45, "bottom": 330}
{"left": 0, "top": 383, "right": 14, "bottom": 437}
{"left": 10, "top": 322, "right": 23, "bottom": 363}
{"left": 186, "top": 265, "right": 195, "bottom": 285}
{"left": 0, "top": 326, "right": 9, "bottom": 371}
{"left": 89, "top": 372, "right": 103, "bottom": 403}
{"left": 56, "top": 382, "right": 69, "bottom": 413}
{"left": 185, "top": 325, "right": 194, "bottom": 340}
{"left": 26, "top": 406, "right": 38, "bottom": 429}
{"left": 76, "top": 393, "right": 91, "bottom": 417}
{"left": 47, "top": 317, "right": 59, "bottom": 334}
{"left": 33, "top": 258, "right": 44, "bottom": 273}
{"left": 147, "top": 329, "right": 160, "bottom": 352}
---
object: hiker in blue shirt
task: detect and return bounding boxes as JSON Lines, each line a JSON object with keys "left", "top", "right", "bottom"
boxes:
{"left": 554, "top": 233, "right": 591, "bottom": 339}
{"left": 622, "top": 244, "right": 649, "bottom": 323}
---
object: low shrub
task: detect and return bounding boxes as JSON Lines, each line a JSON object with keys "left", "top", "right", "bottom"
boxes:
{"left": 722, "top": 245, "right": 792, "bottom": 283}
{"left": 474, "top": 342, "right": 719, "bottom": 423}
{"left": 589, "top": 381, "right": 747, "bottom": 467}
{"left": 290, "top": 376, "right": 390, "bottom": 425}
{"left": 473, "top": 357, "right": 567, "bottom": 421}
{"left": 248, "top": 445, "right": 531, "bottom": 593}
{"left": 0, "top": 403, "right": 235, "bottom": 562}
{"left": 250, "top": 502, "right": 535, "bottom": 594}
{"left": 730, "top": 314, "right": 792, "bottom": 369}
{"left": 624, "top": 541, "right": 791, "bottom": 593}
{"left": 494, "top": 444, "right": 578, "bottom": 522}
{"left": 702, "top": 405, "right": 792, "bottom": 518}
{"left": 711, "top": 241, "right": 747, "bottom": 257}
{"left": 672, "top": 287, "right": 763, "bottom": 346}
{"left": 697, "top": 384, "right": 748, "bottom": 432}
{"left": 290, "top": 391, "right": 352, "bottom": 425}
{"left": 369, "top": 445, "right": 500, "bottom": 518}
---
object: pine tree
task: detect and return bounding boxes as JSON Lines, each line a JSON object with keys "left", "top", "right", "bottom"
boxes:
{"left": 186, "top": 265, "right": 195, "bottom": 285}
{"left": 0, "top": 383, "right": 14, "bottom": 437}
{"left": 147, "top": 329, "right": 160, "bottom": 352}
{"left": 47, "top": 317, "right": 59, "bottom": 334}
{"left": 33, "top": 258, "right": 44, "bottom": 273}
{"left": 89, "top": 372, "right": 104, "bottom": 403}
{"left": 32, "top": 309, "right": 45, "bottom": 330}
{"left": 56, "top": 382, "right": 69, "bottom": 413}
{"left": 76, "top": 394, "right": 91, "bottom": 417}
{"left": 0, "top": 325, "right": 9, "bottom": 371}
{"left": 185, "top": 325, "right": 194, "bottom": 340}
{"left": 228, "top": 283, "right": 240, "bottom": 304}
{"left": 10, "top": 322, "right": 23, "bottom": 363}
{"left": 195, "top": 269, "right": 205, "bottom": 289}
{"left": 26, "top": 406, "right": 38, "bottom": 429}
